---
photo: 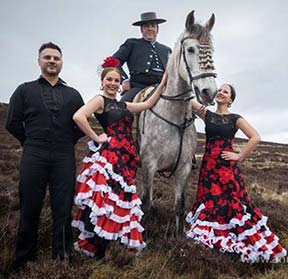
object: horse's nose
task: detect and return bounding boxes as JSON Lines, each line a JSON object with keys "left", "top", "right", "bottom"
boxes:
{"left": 201, "top": 88, "right": 211, "bottom": 97}
{"left": 200, "top": 88, "right": 215, "bottom": 105}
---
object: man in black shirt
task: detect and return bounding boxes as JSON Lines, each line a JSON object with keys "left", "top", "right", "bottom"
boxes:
{"left": 113, "top": 12, "right": 171, "bottom": 102}
{"left": 6, "top": 42, "right": 84, "bottom": 269}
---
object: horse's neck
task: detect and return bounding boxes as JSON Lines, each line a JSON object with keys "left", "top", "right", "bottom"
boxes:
{"left": 156, "top": 77, "right": 191, "bottom": 116}
{"left": 163, "top": 75, "right": 189, "bottom": 101}
{"left": 167, "top": 76, "right": 187, "bottom": 95}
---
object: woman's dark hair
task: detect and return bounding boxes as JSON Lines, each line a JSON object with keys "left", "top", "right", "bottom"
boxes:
{"left": 38, "top": 42, "right": 62, "bottom": 56}
{"left": 226, "top": 83, "right": 236, "bottom": 103}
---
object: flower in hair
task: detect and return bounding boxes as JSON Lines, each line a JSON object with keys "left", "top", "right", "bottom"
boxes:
{"left": 101, "top": 56, "right": 120, "bottom": 68}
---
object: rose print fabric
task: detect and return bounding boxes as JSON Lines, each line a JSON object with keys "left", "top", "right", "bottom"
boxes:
{"left": 186, "top": 110, "right": 287, "bottom": 263}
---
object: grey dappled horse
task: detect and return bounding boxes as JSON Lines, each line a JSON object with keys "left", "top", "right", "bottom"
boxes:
{"left": 138, "top": 11, "right": 217, "bottom": 235}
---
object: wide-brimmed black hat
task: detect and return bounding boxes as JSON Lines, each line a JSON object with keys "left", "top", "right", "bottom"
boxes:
{"left": 132, "top": 12, "right": 166, "bottom": 26}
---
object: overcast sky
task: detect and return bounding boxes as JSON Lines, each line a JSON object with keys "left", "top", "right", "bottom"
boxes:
{"left": 1, "top": 0, "right": 287, "bottom": 143}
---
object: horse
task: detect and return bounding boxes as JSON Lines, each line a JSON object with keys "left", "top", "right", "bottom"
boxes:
{"left": 138, "top": 10, "right": 218, "bottom": 235}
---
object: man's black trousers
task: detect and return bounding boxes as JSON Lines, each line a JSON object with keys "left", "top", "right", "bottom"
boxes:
{"left": 15, "top": 142, "right": 76, "bottom": 265}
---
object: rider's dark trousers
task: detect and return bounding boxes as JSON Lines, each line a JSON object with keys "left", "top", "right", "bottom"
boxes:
{"left": 15, "top": 141, "right": 76, "bottom": 266}
{"left": 120, "top": 87, "right": 143, "bottom": 102}
{"left": 120, "top": 82, "right": 146, "bottom": 102}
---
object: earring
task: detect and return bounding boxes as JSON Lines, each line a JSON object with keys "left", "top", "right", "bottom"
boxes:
{"left": 227, "top": 102, "right": 232, "bottom": 108}
{"left": 100, "top": 85, "right": 103, "bottom": 90}
{"left": 118, "top": 88, "right": 121, "bottom": 93}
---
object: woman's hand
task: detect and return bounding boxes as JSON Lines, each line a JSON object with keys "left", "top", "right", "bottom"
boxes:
{"left": 96, "top": 133, "right": 108, "bottom": 143}
{"left": 221, "top": 151, "right": 241, "bottom": 161}
{"left": 125, "top": 71, "right": 168, "bottom": 113}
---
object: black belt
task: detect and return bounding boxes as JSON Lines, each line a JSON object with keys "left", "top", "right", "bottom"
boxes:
{"left": 130, "top": 72, "right": 163, "bottom": 86}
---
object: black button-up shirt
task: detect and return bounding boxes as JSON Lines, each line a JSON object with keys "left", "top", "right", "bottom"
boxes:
{"left": 39, "top": 76, "right": 65, "bottom": 116}
{"left": 6, "top": 77, "right": 85, "bottom": 145}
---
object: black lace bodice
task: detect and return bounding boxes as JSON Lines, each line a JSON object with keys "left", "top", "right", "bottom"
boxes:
{"left": 205, "top": 110, "right": 242, "bottom": 140}
{"left": 94, "top": 96, "right": 133, "bottom": 130}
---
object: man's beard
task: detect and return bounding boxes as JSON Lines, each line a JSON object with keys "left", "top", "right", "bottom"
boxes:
{"left": 45, "top": 67, "right": 61, "bottom": 77}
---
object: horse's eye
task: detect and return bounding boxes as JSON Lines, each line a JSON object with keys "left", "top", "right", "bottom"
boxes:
{"left": 187, "top": 47, "right": 195, "bottom": 54}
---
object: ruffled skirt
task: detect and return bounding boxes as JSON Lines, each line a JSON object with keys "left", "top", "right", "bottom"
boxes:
{"left": 72, "top": 140, "right": 146, "bottom": 257}
{"left": 186, "top": 203, "right": 287, "bottom": 263}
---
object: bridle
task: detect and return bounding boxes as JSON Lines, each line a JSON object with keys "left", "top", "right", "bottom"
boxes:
{"left": 142, "top": 36, "right": 217, "bottom": 178}
{"left": 160, "top": 36, "right": 217, "bottom": 103}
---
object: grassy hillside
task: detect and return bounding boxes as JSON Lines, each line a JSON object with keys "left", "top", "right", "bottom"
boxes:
{"left": 0, "top": 103, "right": 287, "bottom": 279}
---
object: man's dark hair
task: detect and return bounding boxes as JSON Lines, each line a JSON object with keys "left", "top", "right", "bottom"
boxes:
{"left": 38, "top": 42, "right": 62, "bottom": 56}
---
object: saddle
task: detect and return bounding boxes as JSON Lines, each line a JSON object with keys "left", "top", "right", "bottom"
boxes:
{"left": 132, "top": 84, "right": 158, "bottom": 103}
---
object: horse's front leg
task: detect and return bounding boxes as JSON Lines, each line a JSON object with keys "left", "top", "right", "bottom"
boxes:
{"left": 175, "top": 163, "right": 192, "bottom": 236}
{"left": 175, "top": 189, "right": 185, "bottom": 236}
{"left": 140, "top": 159, "right": 157, "bottom": 213}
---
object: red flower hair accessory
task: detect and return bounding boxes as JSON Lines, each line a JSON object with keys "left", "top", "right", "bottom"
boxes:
{"left": 101, "top": 56, "right": 120, "bottom": 68}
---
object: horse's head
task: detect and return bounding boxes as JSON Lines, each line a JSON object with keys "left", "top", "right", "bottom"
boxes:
{"left": 170, "top": 11, "right": 217, "bottom": 105}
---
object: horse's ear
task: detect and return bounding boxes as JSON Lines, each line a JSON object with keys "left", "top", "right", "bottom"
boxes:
{"left": 205, "top": 13, "right": 215, "bottom": 31}
{"left": 185, "top": 10, "right": 195, "bottom": 32}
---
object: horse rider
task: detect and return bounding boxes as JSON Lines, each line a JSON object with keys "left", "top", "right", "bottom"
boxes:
{"left": 112, "top": 11, "right": 171, "bottom": 102}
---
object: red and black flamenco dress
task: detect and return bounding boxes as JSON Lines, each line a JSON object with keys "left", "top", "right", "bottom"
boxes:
{"left": 72, "top": 96, "right": 146, "bottom": 257}
{"left": 186, "top": 110, "right": 287, "bottom": 263}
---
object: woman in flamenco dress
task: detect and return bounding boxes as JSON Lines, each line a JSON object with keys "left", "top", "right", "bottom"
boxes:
{"left": 186, "top": 83, "right": 287, "bottom": 263}
{"left": 72, "top": 57, "right": 167, "bottom": 258}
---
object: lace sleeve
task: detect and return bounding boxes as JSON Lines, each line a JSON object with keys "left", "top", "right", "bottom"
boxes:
{"left": 232, "top": 114, "right": 243, "bottom": 127}
{"left": 204, "top": 110, "right": 212, "bottom": 123}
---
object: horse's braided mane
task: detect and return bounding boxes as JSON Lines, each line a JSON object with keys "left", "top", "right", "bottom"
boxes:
{"left": 166, "top": 23, "right": 213, "bottom": 73}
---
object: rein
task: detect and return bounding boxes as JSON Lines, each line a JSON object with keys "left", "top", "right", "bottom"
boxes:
{"left": 161, "top": 88, "right": 194, "bottom": 102}
{"left": 150, "top": 108, "right": 195, "bottom": 178}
